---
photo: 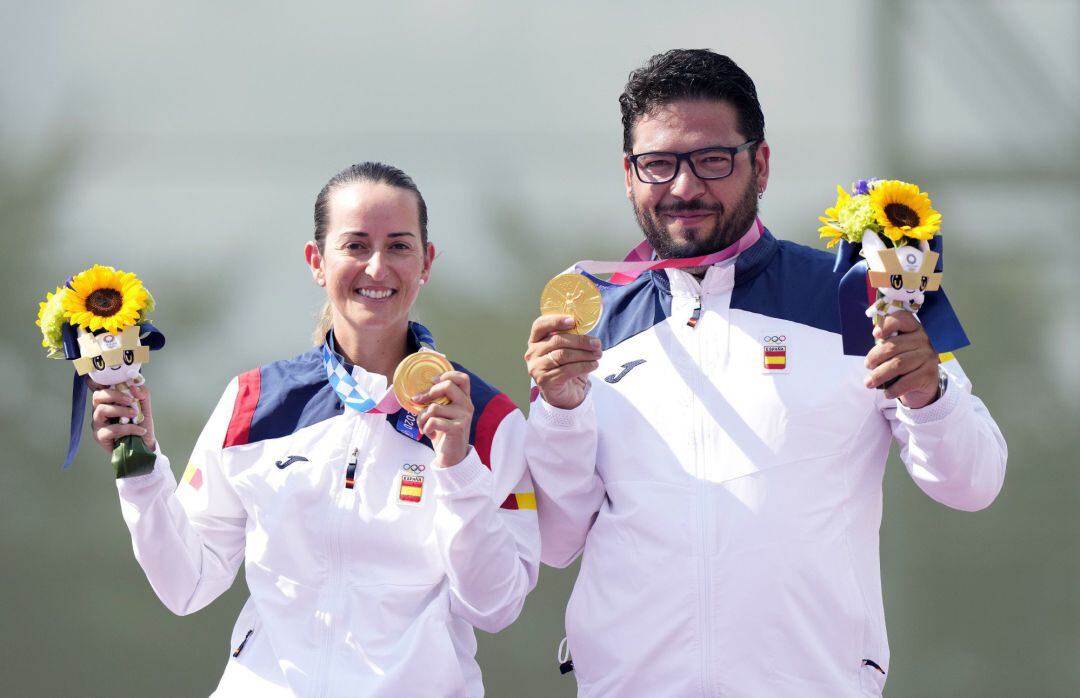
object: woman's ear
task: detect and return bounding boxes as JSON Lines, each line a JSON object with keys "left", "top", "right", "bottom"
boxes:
{"left": 420, "top": 242, "right": 435, "bottom": 285}
{"left": 305, "top": 241, "right": 326, "bottom": 287}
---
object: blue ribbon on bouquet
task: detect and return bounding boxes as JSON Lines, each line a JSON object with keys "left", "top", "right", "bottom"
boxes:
{"left": 62, "top": 322, "right": 165, "bottom": 470}
{"left": 834, "top": 235, "right": 969, "bottom": 357}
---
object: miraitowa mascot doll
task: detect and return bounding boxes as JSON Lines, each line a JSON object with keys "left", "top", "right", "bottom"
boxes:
{"left": 819, "top": 178, "right": 969, "bottom": 363}
{"left": 37, "top": 265, "right": 165, "bottom": 476}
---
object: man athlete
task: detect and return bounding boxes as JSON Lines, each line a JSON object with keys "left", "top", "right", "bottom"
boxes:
{"left": 523, "top": 49, "right": 1007, "bottom": 697}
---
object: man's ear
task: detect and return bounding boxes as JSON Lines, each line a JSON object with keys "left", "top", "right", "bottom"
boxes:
{"left": 753, "top": 139, "right": 771, "bottom": 194}
{"left": 305, "top": 241, "right": 326, "bottom": 287}
{"left": 623, "top": 155, "right": 634, "bottom": 200}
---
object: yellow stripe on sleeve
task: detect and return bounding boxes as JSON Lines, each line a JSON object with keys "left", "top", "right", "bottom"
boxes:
{"left": 514, "top": 492, "right": 537, "bottom": 510}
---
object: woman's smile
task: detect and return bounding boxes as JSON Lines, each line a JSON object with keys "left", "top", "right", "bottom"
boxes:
{"left": 355, "top": 286, "right": 396, "bottom": 301}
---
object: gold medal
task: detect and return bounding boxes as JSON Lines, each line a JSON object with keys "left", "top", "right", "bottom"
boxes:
{"left": 393, "top": 350, "right": 453, "bottom": 415}
{"left": 539, "top": 273, "right": 602, "bottom": 335}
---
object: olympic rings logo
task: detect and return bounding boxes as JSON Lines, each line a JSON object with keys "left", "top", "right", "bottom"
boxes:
{"left": 763, "top": 335, "right": 787, "bottom": 343}
{"left": 402, "top": 463, "right": 426, "bottom": 473}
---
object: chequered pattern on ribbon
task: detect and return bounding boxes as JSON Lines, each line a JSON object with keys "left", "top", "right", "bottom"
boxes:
{"left": 321, "top": 323, "right": 437, "bottom": 415}
{"left": 323, "top": 342, "right": 378, "bottom": 412}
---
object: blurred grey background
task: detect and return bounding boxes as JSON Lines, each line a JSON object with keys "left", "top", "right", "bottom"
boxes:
{"left": 3, "top": 0, "right": 1078, "bottom": 695}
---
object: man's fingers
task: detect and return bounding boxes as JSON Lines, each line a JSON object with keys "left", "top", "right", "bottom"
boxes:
{"left": 530, "top": 314, "right": 577, "bottom": 343}
{"left": 883, "top": 364, "right": 938, "bottom": 401}
{"left": 538, "top": 361, "right": 599, "bottom": 385}
{"left": 526, "top": 333, "right": 602, "bottom": 371}
{"left": 865, "top": 349, "right": 933, "bottom": 389}
{"left": 544, "top": 347, "right": 603, "bottom": 370}
{"left": 528, "top": 330, "right": 600, "bottom": 358}
{"left": 865, "top": 333, "right": 924, "bottom": 368}
{"left": 874, "top": 311, "right": 921, "bottom": 339}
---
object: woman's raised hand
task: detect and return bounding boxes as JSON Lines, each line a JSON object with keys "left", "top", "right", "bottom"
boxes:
{"left": 413, "top": 371, "right": 473, "bottom": 468}
{"left": 90, "top": 380, "right": 156, "bottom": 453}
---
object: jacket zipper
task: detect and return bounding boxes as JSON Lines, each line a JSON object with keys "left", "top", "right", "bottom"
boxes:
{"left": 316, "top": 435, "right": 363, "bottom": 697}
{"left": 683, "top": 288, "right": 715, "bottom": 696}
{"left": 232, "top": 628, "right": 253, "bottom": 658}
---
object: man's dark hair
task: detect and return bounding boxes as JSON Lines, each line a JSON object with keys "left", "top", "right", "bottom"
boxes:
{"left": 619, "top": 49, "right": 765, "bottom": 154}
{"left": 313, "top": 161, "right": 429, "bottom": 251}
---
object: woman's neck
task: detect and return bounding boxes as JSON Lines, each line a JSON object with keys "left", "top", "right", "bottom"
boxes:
{"left": 332, "top": 322, "right": 411, "bottom": 379}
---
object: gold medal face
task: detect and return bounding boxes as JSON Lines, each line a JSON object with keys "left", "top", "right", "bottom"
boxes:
{"left": 393, "top": 351, "right": 453, "bottom": 415}
{"left": 539, "top": 273, "right": 602, "bottom": 335}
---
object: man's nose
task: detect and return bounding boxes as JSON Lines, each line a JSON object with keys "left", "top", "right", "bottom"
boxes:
{"left": 668, "top": 162, "right": 706, "bottom": 200}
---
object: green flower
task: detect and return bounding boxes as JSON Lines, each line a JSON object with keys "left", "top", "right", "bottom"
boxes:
{"left": 836, "top": 194, "right": 878, "bottom": 244}
{"left": 36, "top": 286, "right": 69, "bottom": 359}
{"left": 138, "top": 290, "right": 156, "bottom": 324}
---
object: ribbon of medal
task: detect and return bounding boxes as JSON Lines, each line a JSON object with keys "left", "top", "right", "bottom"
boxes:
{"left": 321, "top": 322, "right": 441, "bottom": 440}
{"left": 573, "top": 217, "right": 763, "bottom": 282}
{"left": 539, "top": 218, "right": 765, "bottom": 335}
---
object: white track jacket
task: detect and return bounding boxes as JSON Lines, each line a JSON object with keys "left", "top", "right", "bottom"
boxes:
{"left": 116, "top": 335, "right": 539, "bottom": 697}
{"left": 526, "top": 230, "right": 1007, "bottom": 697}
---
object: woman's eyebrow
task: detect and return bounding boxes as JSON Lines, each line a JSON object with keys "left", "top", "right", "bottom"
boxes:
{"left": 340, "top": 231, "right": 416, "bottom": 238}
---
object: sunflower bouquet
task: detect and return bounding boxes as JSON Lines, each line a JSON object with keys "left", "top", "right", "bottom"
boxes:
{"left": 37, "top": 265, "right": 165, "bottom": 475}
{"left": 819, "top": 179, "right": 943, "bottom": 330}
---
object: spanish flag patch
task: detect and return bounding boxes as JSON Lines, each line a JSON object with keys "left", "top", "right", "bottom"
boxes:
{"left": 399, "top": 474, "right": 424, "bottom": 504}
{"left": 181, "top": 462, "right": 203, "bottom": 491}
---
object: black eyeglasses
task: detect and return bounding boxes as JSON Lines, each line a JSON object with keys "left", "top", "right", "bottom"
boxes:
{"left": 628, "top": 140, "right": 758, "bottom": 184}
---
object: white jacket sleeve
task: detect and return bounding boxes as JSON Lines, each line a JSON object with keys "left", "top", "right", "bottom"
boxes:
{"left": 115, "top": 378, "right": 247, "bottom": 615}
{"left": 524, "top": 391, "right": 603, "bottom": 568}
{"left": 883, "top": 358, "right": 1007, "bottom": 511}
{"left": 431, "top": 406, "right": 540, "bottom": 634}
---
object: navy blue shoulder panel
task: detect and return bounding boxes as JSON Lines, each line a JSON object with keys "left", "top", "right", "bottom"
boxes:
{"left": 450, "top": 361, "right": 519, "bottom": 446}
{"left": 248, "top": 347, "right": 343, "bottom": 443}
{"left": 590, "top": 271, "right": 673, "bottom": 350}
{"left": 731, "top": 233, "right": 844, "bottom": 334}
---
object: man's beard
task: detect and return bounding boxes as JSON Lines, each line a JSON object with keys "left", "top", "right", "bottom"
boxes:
{"left": 631, "top": 174, "right": 758, "bottom": 259}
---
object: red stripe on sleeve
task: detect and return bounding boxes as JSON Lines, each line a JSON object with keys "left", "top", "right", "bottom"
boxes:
{"left": 474, "top": 392, "right": 517, "bottom": 470}
{"left": 223, "top": 368, "right": 261, "bottom": 448}
{"left": 529, "top": 386, "right": 540, "bottom": 403}
{"left": 499, "top": 493, "right": 519, "bottom": 510}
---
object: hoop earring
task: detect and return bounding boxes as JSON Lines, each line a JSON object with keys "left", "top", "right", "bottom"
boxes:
{"left": 757, "top": 189, "right": 765, "bottom": 200}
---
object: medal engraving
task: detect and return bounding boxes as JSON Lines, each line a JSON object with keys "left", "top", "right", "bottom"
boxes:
{"left": 392, "top": 351, "right": 453, "bottom": 415}
{"left": 539, "top": 273, "right": 603, "bottom": 335}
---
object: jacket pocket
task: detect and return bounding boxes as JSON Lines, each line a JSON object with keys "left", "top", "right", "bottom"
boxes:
{"left": 228, "top": 602, "right": 261, "bottom": 661}
{"left": 860, "top": 658, "right": 887, "bottom": 695}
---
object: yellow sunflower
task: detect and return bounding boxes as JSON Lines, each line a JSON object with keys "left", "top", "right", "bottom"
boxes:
{"left": 62, "top": 265, "right": 150, "bottom": 333}
{"left": 817, "top": 185, "right": 850, "bottom": 248}
{"left": 869, "top": 180, "right": 941, "bottom": 243}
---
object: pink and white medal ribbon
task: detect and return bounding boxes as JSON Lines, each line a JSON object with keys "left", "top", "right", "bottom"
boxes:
{"left": 573, "top": 218, "right": 763, "bottom": 283}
